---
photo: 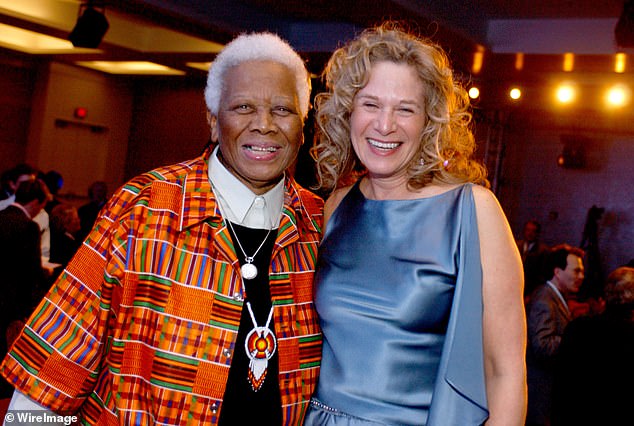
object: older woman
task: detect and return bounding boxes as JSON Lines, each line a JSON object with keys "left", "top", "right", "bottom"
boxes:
{"left": 304, "top": 24, "right": 526, "bottom": 425}
{"left": 1, "top": 32, "right": 322, "bottom": 425}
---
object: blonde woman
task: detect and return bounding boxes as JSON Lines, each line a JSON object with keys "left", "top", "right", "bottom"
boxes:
{"left": 304, "top": 23, "right": 526, "bottom": 426}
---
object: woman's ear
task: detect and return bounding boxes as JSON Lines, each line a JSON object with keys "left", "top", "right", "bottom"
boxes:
{"left": 207, "top": 111, "right": 219, "bottom": 142}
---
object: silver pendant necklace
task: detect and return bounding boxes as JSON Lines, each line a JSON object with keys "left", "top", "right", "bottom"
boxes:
{"left": 225, "top": 220, "right": 272, "bottom": 280}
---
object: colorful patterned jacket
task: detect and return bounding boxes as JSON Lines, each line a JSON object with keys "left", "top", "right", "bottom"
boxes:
{"left": 1, "top": 148, "right": 324, "bottom": 425}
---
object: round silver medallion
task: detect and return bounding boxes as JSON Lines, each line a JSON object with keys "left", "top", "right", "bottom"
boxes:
{"left": 241, "top": 263, "right": 258, "bottom": 280}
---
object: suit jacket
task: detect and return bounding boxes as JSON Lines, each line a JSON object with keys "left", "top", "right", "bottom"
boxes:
{"left": 526, "top": 282, "right": 571, "bottom": 425}
{"left": 517, "top": 239, "right": 549, "bottom": 297}
{"left": 0, "top": 205, "right": 45, "bottom": 370}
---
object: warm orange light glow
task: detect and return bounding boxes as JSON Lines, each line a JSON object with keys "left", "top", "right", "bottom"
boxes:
{"left": 186, "top": 61, "right": 212, "bottom": 71}
{"left": 509, "top": 87, "right": 522, "bottom": 100}
{"left": 555, "top": 84, "right": 576, "bottom": 104}
{"left": 75, "top": 61, "right": 185, "bottom": 75}
{"left": 0, "top": 23, "right": 90, "bottom": 54}
{"left": 472, "top": 51, "right": 484, "bottom": 74}
{"left": 468, "top": 87, "right": 480, "bottom": 99}
{"left": 605, "top": 84, "right": 630, "bottom": 108}
{"left": 615, "top": 53, "right": 626, "bottom": 73}
{"left": 515, "top": 53, "right": 524, "bottom": 71}
{"left": 563, "top": 53, "right": 574, "bottom": 72}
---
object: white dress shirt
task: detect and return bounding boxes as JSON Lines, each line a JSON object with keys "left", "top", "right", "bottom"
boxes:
{"left": 208, "top": 146, "right": 283, "bottom": 230}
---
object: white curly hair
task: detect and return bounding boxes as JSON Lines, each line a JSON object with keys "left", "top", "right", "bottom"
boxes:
{"left": 204, "top": 32, "right": 311, "bottom": 118}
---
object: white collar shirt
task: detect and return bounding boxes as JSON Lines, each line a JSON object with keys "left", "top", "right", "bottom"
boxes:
{"left": 208, "top": 146, "right": 283, "bottom": 230}
{"left": 546, "top": 280, "right": 570, "bottom": 314}
{"left": 0, "top": 194, "right": 16, "bottom": 211}
{"left": 11, "top": 202, "right": 31, "bottom": 219}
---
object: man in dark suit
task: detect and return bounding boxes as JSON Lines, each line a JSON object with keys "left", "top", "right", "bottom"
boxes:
{"left": 0, "top": 179, "right": 49, "bottom": 398}
{"left": 517, "top": 219, "right": 549, "bottom": 300}
{"left": 77, "top": 180, "right": 108, "bottom": 241}
{"left": 526, "top": 244, "right": 585, "bottom": 426}
{"left": 551, "top": 266, "right": 634, "bottom": 426}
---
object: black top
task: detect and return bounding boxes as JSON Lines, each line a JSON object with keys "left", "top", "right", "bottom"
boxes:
{"left": 218, "top": 222, "right": 281, "bottom": 425}
{"left": 551, "top": 307, "right": 634, "bottom": 425}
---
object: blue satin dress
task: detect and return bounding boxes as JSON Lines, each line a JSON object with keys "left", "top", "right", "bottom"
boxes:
{"left": 304, "top": 182, "right": 489, "bottom": 426}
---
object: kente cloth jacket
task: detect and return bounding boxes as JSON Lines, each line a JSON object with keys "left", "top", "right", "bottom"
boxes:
{"left": 0, "top": 147, "right": 324, "bottom": 425}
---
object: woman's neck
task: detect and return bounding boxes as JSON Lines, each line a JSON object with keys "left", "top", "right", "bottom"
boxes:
{"left": 360, "top": 175, "right": 459, "bottom": 200}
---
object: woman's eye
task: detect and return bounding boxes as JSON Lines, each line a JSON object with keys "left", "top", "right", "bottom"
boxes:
{"left": 363, "top": 102, "right": 379, "bottom": 109}
{"left": 273, "top": 106, "right": 292, "bottom": 115}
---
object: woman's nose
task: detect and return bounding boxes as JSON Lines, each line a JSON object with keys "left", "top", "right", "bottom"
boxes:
{"left": 251, "top": 109, "right": 275, "bottom": 133}
{"left": 374, "top": 109, "right": 396, "bottom": 134}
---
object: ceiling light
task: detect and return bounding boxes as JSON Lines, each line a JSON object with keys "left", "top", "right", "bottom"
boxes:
{"left": 563, "top": 53, "right": 574, "bottom": 72}
{"left": 0, "top": 23, "right": 96, "bottom": 54}
{"left": 605, "top": 84, "right": 630, "bottom": 107}
{"left": 186, "top": 62, "right": 213, "bottom": 72}
{"left": 69, "top": 1, "right": 109, "bottom": 48}
{"left": 75, "top": 61, "right": 185, "bottom": 75}
{"left": 509, "top": 87, "right": 522, "bottom": 100}
{"left": 555, "top": 84, "right": 576, "bottom": 104}
{"left": 468, "top": 87, "right": 480, "bottom": 99}
{"left": 515, "top": 53, "right": 524, "bottom": 71}
{"left": 615, "top": 53, "right": 627, "bottom": 73}
{"left": 472, "top": 50, "right": 484, "bottom": 74}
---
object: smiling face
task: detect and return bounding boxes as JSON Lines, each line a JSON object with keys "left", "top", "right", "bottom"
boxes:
{"left": 209, "top": 60, "right": 304, "bottom": 194}
{"left": 350, "top": 61, "right": 427, "bottom": 186}
{"left": 554, "top": 254, "right": 585, "bottom": 296}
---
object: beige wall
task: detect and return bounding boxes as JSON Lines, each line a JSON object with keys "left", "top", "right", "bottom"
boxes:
{"left": 26, "top": 62, "right": 133, "bottom": 198}
{"left": 125, "top": 79, "right": 209, "bottom": 180}
{"left": 0, "top": 60, "right": 34, "bottom": 174}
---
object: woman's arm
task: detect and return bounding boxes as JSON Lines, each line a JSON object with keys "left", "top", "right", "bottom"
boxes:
{"left": 472, "top": 185, "right": 527, "bottom": 426}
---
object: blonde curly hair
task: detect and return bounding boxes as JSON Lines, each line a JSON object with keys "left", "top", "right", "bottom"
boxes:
{"left": 311, "top": 22, "right": 488, "bottom": 192}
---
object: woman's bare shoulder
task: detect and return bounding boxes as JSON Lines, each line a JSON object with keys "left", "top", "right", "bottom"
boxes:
{"left": 324, "top": 185, "right": 355, "bottom": 226}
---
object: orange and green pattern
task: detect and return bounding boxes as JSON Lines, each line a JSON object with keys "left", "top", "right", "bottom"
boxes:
{"left": 1, "top": 148, "right": 324, "bottom": 425}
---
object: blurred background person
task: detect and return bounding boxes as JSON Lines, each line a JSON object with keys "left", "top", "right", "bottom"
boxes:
{"left": 526, "top": 244, "right": 585, "bottom": 426}
{"left": 0, "top": 165, "right": 52, "bottom": 266}
{"left": 42, "top": 170, "right": 64, "bottom": 214}
{"left": 48, "top": 203, "right": 82, "bottom": 280}
{"left": 0, "top": 164, "right": 36, "bottom": 211}
{"left": 551, "top": 266, "right": 634, "bottom": 426}
{"left": 517, "top": 219, "right": 549, "bottom": 301}
{"left": 0, "top": 179, "right": 49, "bottom": 399}
{"left": 77, "top": 180, "right": 108, "bottom": 242}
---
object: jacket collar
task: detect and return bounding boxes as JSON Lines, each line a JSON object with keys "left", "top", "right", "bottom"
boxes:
{"left": 178, "top": 147, "right": 320, "bottom": 235}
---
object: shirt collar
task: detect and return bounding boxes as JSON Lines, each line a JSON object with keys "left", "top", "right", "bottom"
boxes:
{"left": 208, "top": 146, "right": 284, "bottom": 229}
{"left": 546, "top": 280, "right": 570, "bottom": 313}
{"left": 10, "top": 202, "right": 31, "bottom": 219}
